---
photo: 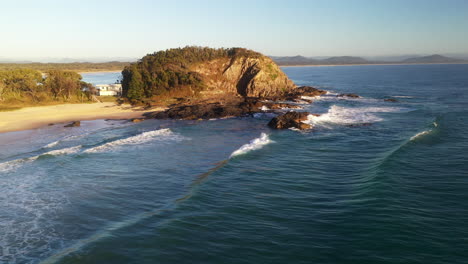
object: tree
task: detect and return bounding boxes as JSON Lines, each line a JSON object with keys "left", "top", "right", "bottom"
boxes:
{"left": 124, "top": 66, "right": 145, "bottom": 101}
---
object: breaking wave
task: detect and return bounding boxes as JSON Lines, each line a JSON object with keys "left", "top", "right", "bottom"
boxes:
{"left": 84, "top": 128, "right": 184, "bottom": 153}
{"left": 304, "top": 105, "right": 404, "bottom": 126}
{"left": 43, "top": 146, "right": 82, "bottom": 156}
{"left": 0, "top": 146, "right": 81, "bottom": 173}
{"left": 410, "top": 121, "right": 438, "bottom": 141}
{"left": 230, "top": 133, "right": 273, "bottom": 158}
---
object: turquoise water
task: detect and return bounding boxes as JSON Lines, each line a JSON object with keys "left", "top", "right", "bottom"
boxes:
{"left": 1, "top": 64, "right": 467, "bottom": 263}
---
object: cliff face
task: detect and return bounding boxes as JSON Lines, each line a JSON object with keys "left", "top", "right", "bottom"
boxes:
{"left": 196, "top": 55, "right": 295, "bottom": 97}
{"left": 122, "top": 47, "right": 296, "bottom": 100}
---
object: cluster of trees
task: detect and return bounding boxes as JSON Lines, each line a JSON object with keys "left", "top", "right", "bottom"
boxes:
{"left": 0, "top": 62, "right": 130, "bottom": 72}
{"left": 122, "top": 46, "right": 262, "bottom": 101}
{"left": 0, "top": 69, "right": 95, "bottom": 104}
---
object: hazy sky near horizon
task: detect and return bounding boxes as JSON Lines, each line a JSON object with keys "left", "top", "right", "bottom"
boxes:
{"left": 1, "top": 0, "right": 467, "bottom": 60}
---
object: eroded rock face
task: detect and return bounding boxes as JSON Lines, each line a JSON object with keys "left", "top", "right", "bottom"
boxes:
{"left": 267, "top": 112, "right": 311, "bottom": 130}
{"left": 195, "top": 56, "right": 296, "bottom": 98}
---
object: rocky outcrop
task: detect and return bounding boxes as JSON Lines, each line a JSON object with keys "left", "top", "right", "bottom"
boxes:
{"left": 193, "top": 54, "right": 296, "bottom": 98}
{"left": 64, "top": 121, "right": 80, "bottom": 127}
{"left": 144, "top": 98, "right": 292, "bottom": 120}
{"left": 337, "top": 93, "right": 360, "bottom": 98}
{"left": 268, "top": 112, "right": 311, "bottom": 130}
{"left": 384, "top": 98, "right": 398, "bottom": 102}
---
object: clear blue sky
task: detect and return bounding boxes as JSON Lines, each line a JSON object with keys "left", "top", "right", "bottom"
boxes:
{"left": 1, "top": 0, "right": 467, "bottom": 59}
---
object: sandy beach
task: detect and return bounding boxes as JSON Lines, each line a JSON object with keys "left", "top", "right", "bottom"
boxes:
{"left": 0, "top": 103, "right": 161, "bottom": 133}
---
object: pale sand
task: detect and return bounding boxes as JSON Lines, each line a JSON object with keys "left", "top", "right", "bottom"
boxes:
{"left": 0, "top": 103, "right": 163, "bottom": 133}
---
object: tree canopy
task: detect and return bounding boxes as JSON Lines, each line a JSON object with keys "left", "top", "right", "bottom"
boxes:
{"left": 122, "top": 46, "right": 262, "bottom": 101}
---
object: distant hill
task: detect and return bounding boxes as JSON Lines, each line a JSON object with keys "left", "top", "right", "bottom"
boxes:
{"left": 321, "top": 56, "right": 370, "bottom": 64}
{"left": 270, "top": 56, "right": 319, "bottom": 65}
{"left": 272, "top": 54, "right": 467, "bottom": 66}
{"left": 402, "top": 54, "right": 465, "bottom": 64}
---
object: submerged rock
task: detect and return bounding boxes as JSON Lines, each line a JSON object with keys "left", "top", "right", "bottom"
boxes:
{"left": 64, "top": 121, "right": 80, "bottom": 127}
{"left": 384, "top": 98, "right": 398, "bottom": 102}
{"left": 268, "top": 111, "right": 311, "bottom": 130}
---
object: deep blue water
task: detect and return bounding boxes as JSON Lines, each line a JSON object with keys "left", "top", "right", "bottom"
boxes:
{"left": 1, "top": 64, "right": 467, "bottom": 263}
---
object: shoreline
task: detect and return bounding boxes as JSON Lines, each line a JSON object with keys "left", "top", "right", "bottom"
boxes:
{"left": 78, "top": 70, "right": 122, "bottom": 74}
{"left": 0, "top": 102, "right": 163, "bottom": 133}
{"left": 279, "top": 62, "right": 468, "bottom": 67}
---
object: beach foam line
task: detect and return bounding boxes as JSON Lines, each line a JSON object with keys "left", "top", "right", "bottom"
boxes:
{"left": 83, "top": 128, "right": 184, "bottom": 153}
{"left": 230, "top": 133, "right": 273, "bottom": 158}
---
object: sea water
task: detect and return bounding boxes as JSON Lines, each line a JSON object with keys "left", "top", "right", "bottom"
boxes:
{"left": 1, "top": 64, "right": 467, "bottom": 263}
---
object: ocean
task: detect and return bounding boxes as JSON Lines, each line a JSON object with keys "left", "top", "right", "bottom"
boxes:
{"left": 1, "top": 64, "right": 467, "bottom": 263}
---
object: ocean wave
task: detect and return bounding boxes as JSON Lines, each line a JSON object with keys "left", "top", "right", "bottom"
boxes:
{"left": 44, "top": 140, "right": 60, "bottom": 148}
{"left": 43, "top": 146, "right": 82, "bottom": 156}
{"left": 304, "top": 105, "right": 404, "bottom": 126}
{"left": 0, "top": 146, "right": 82, "bottom": 173}
{"left": 84, "top": 128, "right": 184, "bottom": 153}
{"left": 392, "top": 95, "right": 414, "bottom": 98}
{"left": 410, "top": 121, "right": 438, "bottom": 141}
{"left": 410, "top": 130, "right": 432, "bottom": 141}
{"left": 230, "top": 133, "right": 273, "bottom": 158}
{"left": 0, "top": 157, "right": 38, "bottom": 173}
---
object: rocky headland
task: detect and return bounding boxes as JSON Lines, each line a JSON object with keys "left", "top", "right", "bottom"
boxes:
{"left": 121, "top": 47, "right": 334, "bottom": 130}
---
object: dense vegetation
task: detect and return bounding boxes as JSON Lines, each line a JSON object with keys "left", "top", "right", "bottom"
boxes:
{"left": 122, "top": 46, "right": 262, "bottom": 101}
{"left": 0, "top": 62, "right": 130, "bottom": 72}
{"left": 0, "top": 69, "right": 95, "bottom": 109}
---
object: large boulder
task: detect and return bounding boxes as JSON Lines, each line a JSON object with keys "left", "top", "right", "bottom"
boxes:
{"left": 268, "top": 112, "right": 311, "bottom": 130}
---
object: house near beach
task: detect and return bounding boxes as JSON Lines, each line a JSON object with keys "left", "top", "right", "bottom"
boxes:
{"left": 95, "top": 83, "right": 122, "bottom": 96}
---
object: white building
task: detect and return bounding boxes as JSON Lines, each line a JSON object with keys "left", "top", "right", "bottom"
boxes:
{"left": 95, "top": 84, "right": 122, "bottom": 96}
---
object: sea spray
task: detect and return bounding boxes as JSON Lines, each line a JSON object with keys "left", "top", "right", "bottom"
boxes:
{"left": 230, "top": 133, "right": 273, "bottom": 158}
{"left": 304, "top": 105, "right": 405, "bottom": 126}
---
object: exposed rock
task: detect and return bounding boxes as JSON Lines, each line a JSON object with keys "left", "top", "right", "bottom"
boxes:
{"left": 130, "top": 118, "right": 146, "bottom": 123}
{"left": 337, "top": 93, "right": 360, "bottom": 98}
{"left": 384, "top": 98, "right": 398, "bottom": 102}
{"left": 48, "top": 123, "right": 54, "bottom": 126}
{"left": 64, "top": 121, "right": 80, "bottom": 127}
{"left": 262, "top": 102, "right": 301, "bottom": 110}
{"left": 268, "top": 111, "right": 311, "bottom": 130}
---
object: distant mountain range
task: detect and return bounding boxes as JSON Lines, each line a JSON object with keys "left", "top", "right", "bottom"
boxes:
{"left": 271, "top": 54, "right": 468, "bottom": 66}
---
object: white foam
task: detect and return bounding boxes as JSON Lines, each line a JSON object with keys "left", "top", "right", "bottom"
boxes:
{"left": 230, "top": 133, "right": 273, "bottom": 158}
{"left": 43, "top": 146, "right": 82, "bottom": 156}
{"left": 410, "top": 130, "right": 432, "bottom": 141}
{"left": 261, "top": 105, "right": 270, "bottom": 111}
{"left": 304, "top": 105, "right": 404, "bottom": 126}
{"left": 44, "top": 140, "right": 60, "bottom": 148}
{"left": 84, "top": 128, "right": 183, "bottom": 153}
{"left": 392, "top": 95, "right": 414, "bottom": 98}
{"left": 0, "top": 146, "right": 82, "bottom": 173}
{"left": 0, "top": 156, "right": 37, "bottom": 173}
{"left": 410, "top": 122, "right": 438, "bottom": 141}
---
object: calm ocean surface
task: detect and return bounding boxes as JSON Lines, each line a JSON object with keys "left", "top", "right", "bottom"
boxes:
{"left": 1, "top": 64, "right": 467, "bottom": 263}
